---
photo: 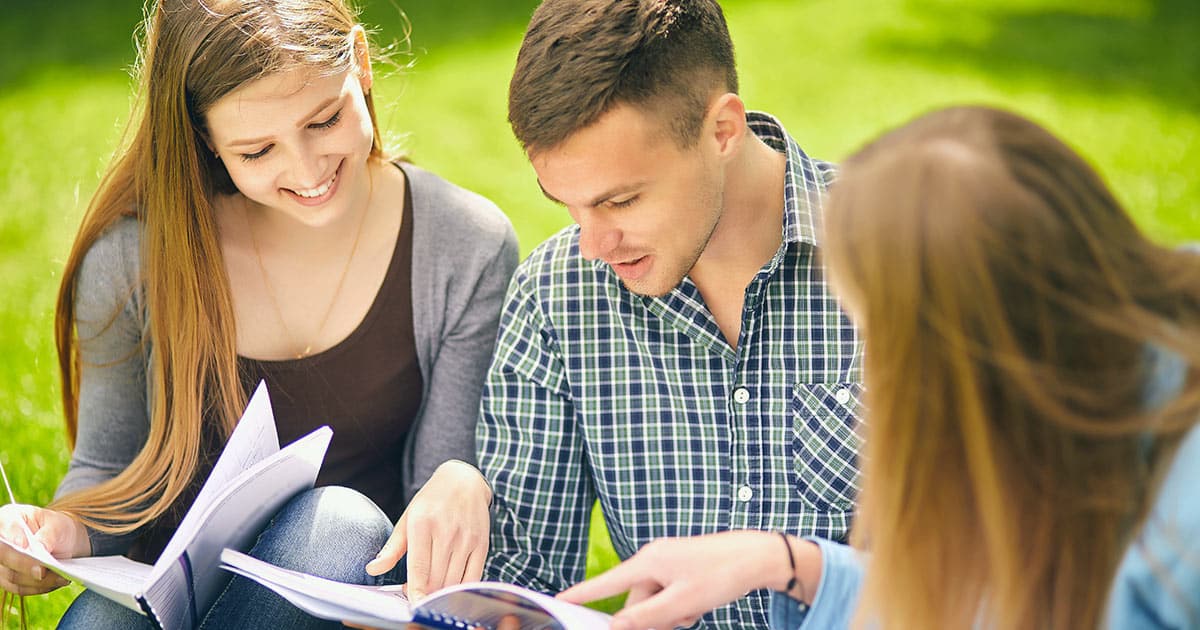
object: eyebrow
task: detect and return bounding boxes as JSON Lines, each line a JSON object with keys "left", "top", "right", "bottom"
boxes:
{"left": 537, "top": 179, "right": 645, "bottom": 208}
{"left": 225, "top": 96, "right": 342, "bottom": 148}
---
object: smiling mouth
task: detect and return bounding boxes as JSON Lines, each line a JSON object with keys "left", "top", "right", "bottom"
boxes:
{"left": 290, "top": 170, "right": 337, "bottom": 198}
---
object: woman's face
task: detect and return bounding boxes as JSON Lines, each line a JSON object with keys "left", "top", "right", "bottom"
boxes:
{"left": 204, "top": 65, "right": 375, "bottom": 227}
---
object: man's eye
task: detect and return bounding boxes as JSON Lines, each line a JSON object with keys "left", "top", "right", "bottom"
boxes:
{"left": 609, "top": 196, "right": 638, "bottom": 209}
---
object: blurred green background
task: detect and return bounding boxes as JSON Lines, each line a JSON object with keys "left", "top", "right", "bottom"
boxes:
{"left": 2, "top": 0, "right": 1197, "bottom": 625}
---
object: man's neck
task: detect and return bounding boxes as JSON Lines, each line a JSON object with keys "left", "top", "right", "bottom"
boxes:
{"left": 689, "top": 132, "right": 788, "bottom": 348}
{"left": 697, "top": 133, "right": 787, "bottom": 278}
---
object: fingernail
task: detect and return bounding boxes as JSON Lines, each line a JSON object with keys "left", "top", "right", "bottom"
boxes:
{"left": 33, "top": 565, "right": 44, "bottom": 580}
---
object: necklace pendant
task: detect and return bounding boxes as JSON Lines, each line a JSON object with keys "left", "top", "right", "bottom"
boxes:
{"left": 298, "top": 345, "right": 312, "bottom": 359}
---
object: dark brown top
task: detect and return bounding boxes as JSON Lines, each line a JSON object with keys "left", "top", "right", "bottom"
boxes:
{"left": 130, "top": 176, "right": 420, "bottom": 562}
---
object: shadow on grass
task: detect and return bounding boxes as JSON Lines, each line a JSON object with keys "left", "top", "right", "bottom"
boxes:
{"left": 0, "top": 0, "right": 540, "bottom": 90}
{"left": 872, "top": 0, "right": 1200, "bottom": 111}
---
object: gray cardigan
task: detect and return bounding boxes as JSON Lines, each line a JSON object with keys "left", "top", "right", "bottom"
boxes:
{"left": 56, "top": 163, "right": 519, "bottom": 555}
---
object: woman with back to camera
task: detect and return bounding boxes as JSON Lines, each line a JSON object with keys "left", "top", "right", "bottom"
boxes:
{"left": 0, "top": 0, "right": 517, "bottom": 627}
{"left": 560, "top": 106, "right": 1200, "bottom": 629}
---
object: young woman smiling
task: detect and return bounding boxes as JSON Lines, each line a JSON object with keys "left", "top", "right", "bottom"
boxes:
{"left": 0, "top": 0, "right": 517, "bottom": 627}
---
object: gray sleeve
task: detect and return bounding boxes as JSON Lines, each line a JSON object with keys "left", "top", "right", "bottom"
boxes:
{"left": 54, "top": 218, "right": 150, "bottom": 556}
{"left": 405, "top": 165, "right": 520, "bottom": 501}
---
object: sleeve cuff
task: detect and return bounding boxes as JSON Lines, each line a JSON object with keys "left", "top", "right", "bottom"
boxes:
{"left": 769, "top": 537, "right": 864, "bottom": 630}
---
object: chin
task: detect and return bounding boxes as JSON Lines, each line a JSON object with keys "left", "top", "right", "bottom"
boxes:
{"left": 620, "top": 275, "right": 680, "bottom": 298}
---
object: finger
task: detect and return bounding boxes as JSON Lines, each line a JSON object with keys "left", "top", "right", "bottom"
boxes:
{"left": 622, "top": 581, "right": 661, "bottom": 610}
{"left": 423, "top": 528, "right": 452, "bottom": 594}
{"left": 366, "top": 514, "right": 408, "bottom": 577}
{"left": 463, "top": 546, "right": 487, "bottom": 584}
{"left": 496, "top": 615, "right": 521, "bottom": 630}
{"left": 437, "top": 545, "right": 469, "bottom": 591}
{"left": 405, "top": 514, "right": 434, "bottom": 601}
{"left": 0, "top": 522, "right": 29, "bottom": 550}
{"left": 557, "top": 557, "right": 650, "bottom": 604}
{"left": 0, "top": 545, "right": 46, "bottom": 581}
{"left": 614, "top": 582, "right": 695, "bottom": 630}
{"left": 0, "top": 565, "right": 66, "bottom": 596}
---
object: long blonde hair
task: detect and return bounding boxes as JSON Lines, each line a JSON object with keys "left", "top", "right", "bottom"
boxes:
{"left": 823, "top": 106, "right": 1200, "bottom": 629}
{"left": 51, "top": 0, "right": 385, "bottom": 536}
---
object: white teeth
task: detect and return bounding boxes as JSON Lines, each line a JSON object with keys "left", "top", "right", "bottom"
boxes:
{"left": 293, "top": 172, "right": 336, "bottom": 198}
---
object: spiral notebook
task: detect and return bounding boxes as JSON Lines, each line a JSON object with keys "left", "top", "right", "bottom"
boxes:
{"left": 220, "top": 549, "right": 612, "bottom": 630}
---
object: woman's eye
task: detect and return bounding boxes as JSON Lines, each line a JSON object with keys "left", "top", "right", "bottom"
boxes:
{"left": 309, "top": 110, "right": 342, "bottom": 130}
{"left": 240, "top": 146, "right": 272, "bottom": 162}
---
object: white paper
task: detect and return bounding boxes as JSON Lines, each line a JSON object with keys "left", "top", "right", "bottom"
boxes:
{"left": 0, "top": 383, "right": 330, "bottom": 630}
{"left": 219, "top": 549, "right": 612, "bottom": 630}
{"left": 152, "top": 381, "right": 279, "bottom": 579}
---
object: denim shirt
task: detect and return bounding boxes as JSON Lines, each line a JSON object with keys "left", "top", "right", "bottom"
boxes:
{"left": 770, "top": 348, "right": 1200, "bottom": 629}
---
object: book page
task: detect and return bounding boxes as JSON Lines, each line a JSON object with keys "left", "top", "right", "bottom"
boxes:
{"left": 219, "top": 549, "right": 612, "bottom": 630}
{"left": 152, "top": 381, "right": 280, "bottom": 580}
{"left": 419, "top": 582, "right": 611, "bottom": 630}
{"left": 168, "top": 427, "right": 331, "bottom": 618}
{"left": 0, "top": 536, "right": 151, "bottom": 614}
{"left": 220, "top": 549, "right": 413, "bottom": 629}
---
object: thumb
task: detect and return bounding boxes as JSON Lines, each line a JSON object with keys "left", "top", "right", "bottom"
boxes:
{"left": 366, "top": 513, "right": 408, "bottom": 576}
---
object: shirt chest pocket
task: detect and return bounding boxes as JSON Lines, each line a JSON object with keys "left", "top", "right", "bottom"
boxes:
{"left": 790, "top": 382, "right": 864, "bottom": 511}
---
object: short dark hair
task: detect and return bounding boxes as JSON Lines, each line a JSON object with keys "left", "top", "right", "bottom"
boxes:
{"left": 508, "top": 0, "right": 738, "bottom": 153}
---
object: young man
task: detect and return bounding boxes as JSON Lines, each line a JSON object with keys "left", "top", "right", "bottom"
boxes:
{"left": 478, "top": 1, "right": 863, "bottom": 626}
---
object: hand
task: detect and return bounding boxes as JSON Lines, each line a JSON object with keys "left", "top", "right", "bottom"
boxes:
{"left": 0, "top": 504, "right": 90, "bottom": 595}
{"left": 558, "top": 531, "right": 821, "bottom": 630}
{"left": 365, "top": 460, "right": 492, "bottom": 601}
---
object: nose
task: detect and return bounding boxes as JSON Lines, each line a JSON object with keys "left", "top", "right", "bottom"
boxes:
{"left": 288, "top": 141, "right": 327, "bottom": 188}
{"left": 576, "top": 210, "right": 622, "bottom": 261}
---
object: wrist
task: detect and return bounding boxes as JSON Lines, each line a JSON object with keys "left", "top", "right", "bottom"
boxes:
{"left": 787, "top": 538, "right": 822, "bottom": 605}
{"left": 766, "top": 533, "right": 798, "bottom": 593}
{"left": 60, "top": 511, "right": 92, "bottom": 558}
{"left": 436, "top": 459, "right": 493, "bottom": 506}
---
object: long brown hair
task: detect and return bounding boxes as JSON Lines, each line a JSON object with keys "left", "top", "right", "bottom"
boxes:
{"left": 51, "top": 0, "right": 385, "bottom": 536}
{"left": 822, "top": 106, "right": 1200, "bottom": 629}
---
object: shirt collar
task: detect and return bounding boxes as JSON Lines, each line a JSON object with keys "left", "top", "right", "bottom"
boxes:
{"left": 746, "top": 111, "right": 831, "bottom": 247}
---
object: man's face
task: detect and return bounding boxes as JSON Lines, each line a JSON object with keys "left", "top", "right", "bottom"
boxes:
{"left": 531, "top": 102, "right": 723, "bottom": 297}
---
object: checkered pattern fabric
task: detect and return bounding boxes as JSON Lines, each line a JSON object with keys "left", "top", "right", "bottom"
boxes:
{"left": 478, "top": 112, "right": 864, "bottom": 628}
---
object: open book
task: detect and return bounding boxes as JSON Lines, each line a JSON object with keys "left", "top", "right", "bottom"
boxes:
{"left": 0, "top": 383, "right": 330, "bottom": 630}
{"left": 220, "top": 549, "right": 612, "bottom": 630}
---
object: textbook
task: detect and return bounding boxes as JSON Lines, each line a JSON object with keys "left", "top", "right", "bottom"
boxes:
{"left": 219, "top": 548, "right": 612, "bottom": 630}
{"left": 0, "top": 383, "right": 330, "bottom": 630}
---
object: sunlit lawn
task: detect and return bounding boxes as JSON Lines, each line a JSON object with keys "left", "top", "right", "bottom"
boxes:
{"left": 2, "top": 0, "right": 1197, "bottom": 625}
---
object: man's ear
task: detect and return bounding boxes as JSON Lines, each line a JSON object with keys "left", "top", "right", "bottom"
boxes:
{"left": 707, "top": 93, "right": 747, "bottom": 159}
{"left": 351, "top": 25, "right": 373, "bottom": 93}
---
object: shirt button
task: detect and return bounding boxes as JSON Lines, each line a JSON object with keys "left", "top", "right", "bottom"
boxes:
{"left": 835, "top": 388, "right": 851, "bottom": 405}
{"left": 733, "top": 387, "right": 751, "bottom": 404}
{"left": 736, "top": 485, "right": 754, "bottom": 502}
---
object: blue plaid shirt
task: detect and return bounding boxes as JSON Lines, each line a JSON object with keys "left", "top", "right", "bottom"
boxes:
{"left": 478, "top": 112, "right": 864, "bottom": 628}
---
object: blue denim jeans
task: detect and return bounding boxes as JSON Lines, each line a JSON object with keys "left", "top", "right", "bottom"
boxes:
{"left": 57, "top": 486, "right": 394, "bottom": 629}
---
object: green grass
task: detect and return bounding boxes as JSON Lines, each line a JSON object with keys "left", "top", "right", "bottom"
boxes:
{"left": 2, "top": 0, "right": 1198, "bottom": 626}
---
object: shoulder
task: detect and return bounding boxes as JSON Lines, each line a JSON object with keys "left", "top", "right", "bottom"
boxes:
{"left": 1152, "top": 423, "right": 1200, "bottom": 523}
{"left": 1109, "top": 423, "right": 1200, "bottom": 625}
{"left": 504, "top": 225, "right": 618, "bottom": 322}
{"left": 76, "top": 216, "right": 142, "bottom": 305}
{"left": 402, "top": 162, "right": 516, "bottom": 254}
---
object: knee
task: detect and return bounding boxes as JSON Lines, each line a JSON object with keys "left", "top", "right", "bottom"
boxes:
{"left": 58, "top": 589, "right": 156, "bottom": 629}
{"left": 250, "top": 486, "right": 393, "bottom": 582}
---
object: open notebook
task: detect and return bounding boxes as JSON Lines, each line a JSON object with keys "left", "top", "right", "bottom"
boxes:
{"left": 220, "top": 549, "right": 612, "bottom": 630}
{"left": 0, "top": 383, "right": 329, "bottom": 630}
